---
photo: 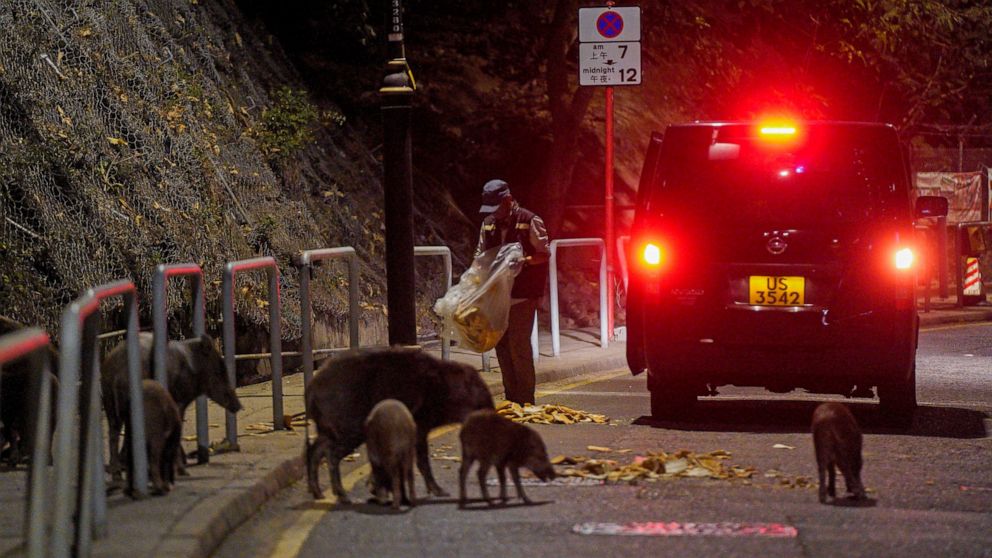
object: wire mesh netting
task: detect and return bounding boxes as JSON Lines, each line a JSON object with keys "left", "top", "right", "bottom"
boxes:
{"left": 0, "top": 0, "right": 394, "bottom": 344}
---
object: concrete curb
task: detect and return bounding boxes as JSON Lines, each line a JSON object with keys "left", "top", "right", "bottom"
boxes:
{"left": 919, "top": 308, "right": 992, "bottom": 327}
{"left": 157, "top": 352, "right": 629, "bottom": 557}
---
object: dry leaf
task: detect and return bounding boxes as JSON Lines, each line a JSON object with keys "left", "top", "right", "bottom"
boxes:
{"left": 587, "top": 445, "right": 612, "bottom": 453}
{"left": 107, "top": 137, "right": 128, "bottom": 147}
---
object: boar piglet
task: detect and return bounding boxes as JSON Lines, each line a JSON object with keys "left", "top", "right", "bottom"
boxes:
{"left": 305, "top": 347, "right": 494, "bottom": 502}
{"left": 365, "top": 399, "right": 417, "bottom": 509}
{"left": 458, "top": 409, "right": 555, "bottom": 508}
{"left": 102, "top": 332, "right": 242, "bottom": 480}
{"left": 122, "top": 380, "right": 182, "bottom": 495}
{"left": 812, "top": 401, "right": 866, "bottom": 503}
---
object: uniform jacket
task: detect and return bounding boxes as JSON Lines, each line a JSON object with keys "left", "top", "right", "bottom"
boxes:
{"left": 476, "top": 204, "right": 550, "bottom": 300}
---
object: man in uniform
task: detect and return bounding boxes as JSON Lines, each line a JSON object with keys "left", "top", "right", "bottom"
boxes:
{"left": 476, "top": 179, "right": 550, "bottom": 405}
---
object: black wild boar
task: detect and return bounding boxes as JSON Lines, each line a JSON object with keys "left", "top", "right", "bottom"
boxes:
{"left": 122, "top": 380, "right": 182, "bottom": 495}
{"left": 0, "top": 316, "right": 59, "bottom": 467}
{"left": 458, "top": 409, "right": 555, "bottom": 508}
{"left": 305, "top": 347, "right": 494, "bottom": 502}
{"left": 0, "top": 368, "right": 58, "bottom": 467}
{"left": 101, "top": 332, "right": 242, "bottom": 479}
{"left": 364, "top": 399, "right": 417, "bottom": 509}
{"left": 812, "top": 402, "right": 866, "bottom": 503}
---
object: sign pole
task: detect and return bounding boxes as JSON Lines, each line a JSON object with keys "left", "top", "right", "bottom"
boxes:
{"left": 605, "top": 85, "right": 615, "bottom": 339}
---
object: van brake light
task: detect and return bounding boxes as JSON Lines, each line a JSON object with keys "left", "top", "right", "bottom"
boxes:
{"left": 642, "top": 243, "right": 662, "bottom": 266}
{"left": 760, "top": 126, "right": 796, "bottom": 136}
{"left": 894, "top": 248, "right": 914, "bottom": 270}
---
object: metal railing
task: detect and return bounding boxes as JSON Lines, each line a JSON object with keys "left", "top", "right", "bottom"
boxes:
{"left": 295, "top": 248, "right": 360, "bottom": 389}
{"left": 0, "top": 328, "right": 54, "bottom": 558}
{"left": 152, "top": 263, "right": 210, "bottom": 464}
{"left": 549, "top": 238, "right": 608, "bottom": 357}
{"left": 222, "top": 257, "right": 283, "bottom": 446}
{"left": 52, "top": 280, "right": 146, "bottom": 557}
{"left": 414, "top": 246, "right": 452, "bottom": 360}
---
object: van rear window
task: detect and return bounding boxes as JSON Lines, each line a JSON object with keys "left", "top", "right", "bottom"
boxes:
{"left": 646, "top": 125, "right": 908, "bottom": 230}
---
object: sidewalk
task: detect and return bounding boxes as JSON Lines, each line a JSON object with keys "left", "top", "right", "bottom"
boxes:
{"left": 2, "top": 303, "right": 990, "bottom": 557}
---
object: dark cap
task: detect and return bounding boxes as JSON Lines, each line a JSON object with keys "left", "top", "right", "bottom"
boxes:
{"left": 479, "top": 179, "right": 511, "bottom": 214}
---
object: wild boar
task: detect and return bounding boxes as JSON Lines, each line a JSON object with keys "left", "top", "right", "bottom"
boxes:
{"left": 0, "top": 368, "right": 58, "bottom": 467}
{"left": 122, "top": 380, "right": 182, "bottom": 495}
{"left": 101, "top": 332, "right": 242, "bottom": 480}
{"left": 812, "top": 401, "right": 866, "bottom": 503}
{"left": 458, "top": 409, "right": 555, "bottom": 508}
{"left": 305, "top": 347, "right": 494, "bottom": 502}
{"left": 0, "top": 316, "right": 59, "bottom": 467}
{"left": 364, "top": 399, "right": 417, "bottom": 509}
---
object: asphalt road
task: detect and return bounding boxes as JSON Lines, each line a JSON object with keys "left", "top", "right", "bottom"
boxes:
{"left": 214, "top": 322, "right": 992, "bottom": 558}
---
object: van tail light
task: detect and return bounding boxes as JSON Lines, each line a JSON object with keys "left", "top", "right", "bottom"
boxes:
{"left": 642, "top": 243, "right": 662, "bottom": 267}
{"left": 894, "top": 247, "right": 914, "bottom": 270}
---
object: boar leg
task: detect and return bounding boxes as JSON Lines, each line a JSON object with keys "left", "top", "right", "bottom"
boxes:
{"left": 477, "top": 462, "right": 494, "bottom": 506}
{"left": 496, "top": 465, "right": 508, "bottom": 503}
{"left": 416, "top": 426, "right": 447, "bottom": 497}
{"left": 306, "top": 435, "right": 331, "bottom": 500}
{"left": 328, "top": 439, "right": 362, "bottom": 503}
{"left": 163, "top": 426, "right": 180, "bottom": 489}
{"left": 106, "top": 419, "right": 124, "bottom": 481}
{"left": 405, "top": 450, "right": 417, "bottom": 507}
{"left": 817, "top": 460, "right": 828, "bottom": 504}
{"left": 458, "top": 456, "right": 474, "bottom": 508}
{"left": 838, "top": 461, "right": 865, "bottom": 500}
{"left": 827, "top": 461, "right": 837, "bottom": 499}
{"left": 510, "top": 467, "right": 532, "bottom": 505}
{"left": 390, "top": 465, "right": 403, "bottom": 510}
{"left": 149, "top": 440, "right": 169, "bottom": 496}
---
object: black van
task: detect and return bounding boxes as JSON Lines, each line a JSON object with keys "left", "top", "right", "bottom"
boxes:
{"left": 625, "top": 121, "right": 947, "bottom": 422}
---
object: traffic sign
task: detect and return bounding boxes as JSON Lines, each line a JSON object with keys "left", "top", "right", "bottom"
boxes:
{"left": 579, "top": 7, "right": 641, "bottom": 43}
{"left": 579, "top": 42, "right": 641, "bottom": 86}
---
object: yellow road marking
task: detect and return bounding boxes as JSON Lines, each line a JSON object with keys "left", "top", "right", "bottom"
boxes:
{"left": 535, "top": 369, "right": 629, "bottom": 398}
{"left": 921, "top": 321, "right": 992, "bottom": 333}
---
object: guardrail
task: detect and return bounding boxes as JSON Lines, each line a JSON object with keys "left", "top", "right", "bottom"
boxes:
{"left": 549, "top": 238, "right": 608, "bottom": 357}
{"left": 414, "top": 246, "right": 452, "bottom": 360}
{"left": 0, "top": 328, "right": 55, "bottom": 558}
{"left": 53, "top": 280, "right": 147, "bottom": 557}
{"left": 153, "top": 263, "right": 210, "bottom": 463}
{"left": 222, "top": 257, "right": 283, "bottom": 446}
{"left": 294, "top": 248, "right": 360, "bottom": 389}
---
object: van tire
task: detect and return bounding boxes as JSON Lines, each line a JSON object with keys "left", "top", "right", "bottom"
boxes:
{"left": 649, "top": 384, "right": 695, "bottom": 420}
{"left": 878, "top": 362, "right": 916, "bottom": 427}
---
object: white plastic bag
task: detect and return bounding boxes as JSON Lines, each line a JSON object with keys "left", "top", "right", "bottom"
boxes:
{"left": 433, "top": 243, "right": 525, "bottom": 353}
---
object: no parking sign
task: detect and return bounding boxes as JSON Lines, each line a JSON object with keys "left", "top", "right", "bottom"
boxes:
{"left": 578, "top": 6, "right": 641, "bottom": 86}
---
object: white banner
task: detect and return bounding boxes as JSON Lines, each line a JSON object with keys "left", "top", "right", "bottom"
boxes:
{"left": 915, "top": 172, "right": 984, "bottom": 224}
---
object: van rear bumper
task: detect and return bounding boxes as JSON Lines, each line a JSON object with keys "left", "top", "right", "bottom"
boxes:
{"left": 639, "top": 306, "right": 917, "bottom": 392}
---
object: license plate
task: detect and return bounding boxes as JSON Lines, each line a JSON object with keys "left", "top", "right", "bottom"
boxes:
{"left": 748, "top": 276, "right": 805, "bottom": 306}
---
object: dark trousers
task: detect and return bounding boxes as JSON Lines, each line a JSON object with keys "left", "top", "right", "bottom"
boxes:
{"left": 495, "top": 299, "right": 538, "bottom": 405}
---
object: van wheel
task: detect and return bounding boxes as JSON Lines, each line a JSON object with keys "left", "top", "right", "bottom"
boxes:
{"left": 878, "top": 362, "right": 916, "bottom": 427}
{"left": 649, "top": 384, "right": 695, "bottom": 420}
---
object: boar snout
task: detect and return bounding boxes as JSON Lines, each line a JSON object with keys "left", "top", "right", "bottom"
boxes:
{"left": 535, "top": 465, "right": 556, "bottom": 482}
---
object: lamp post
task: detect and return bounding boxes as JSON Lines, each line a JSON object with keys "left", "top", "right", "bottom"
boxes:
{"left": 380, "top": 0, "right": 417, "bottom": 346}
